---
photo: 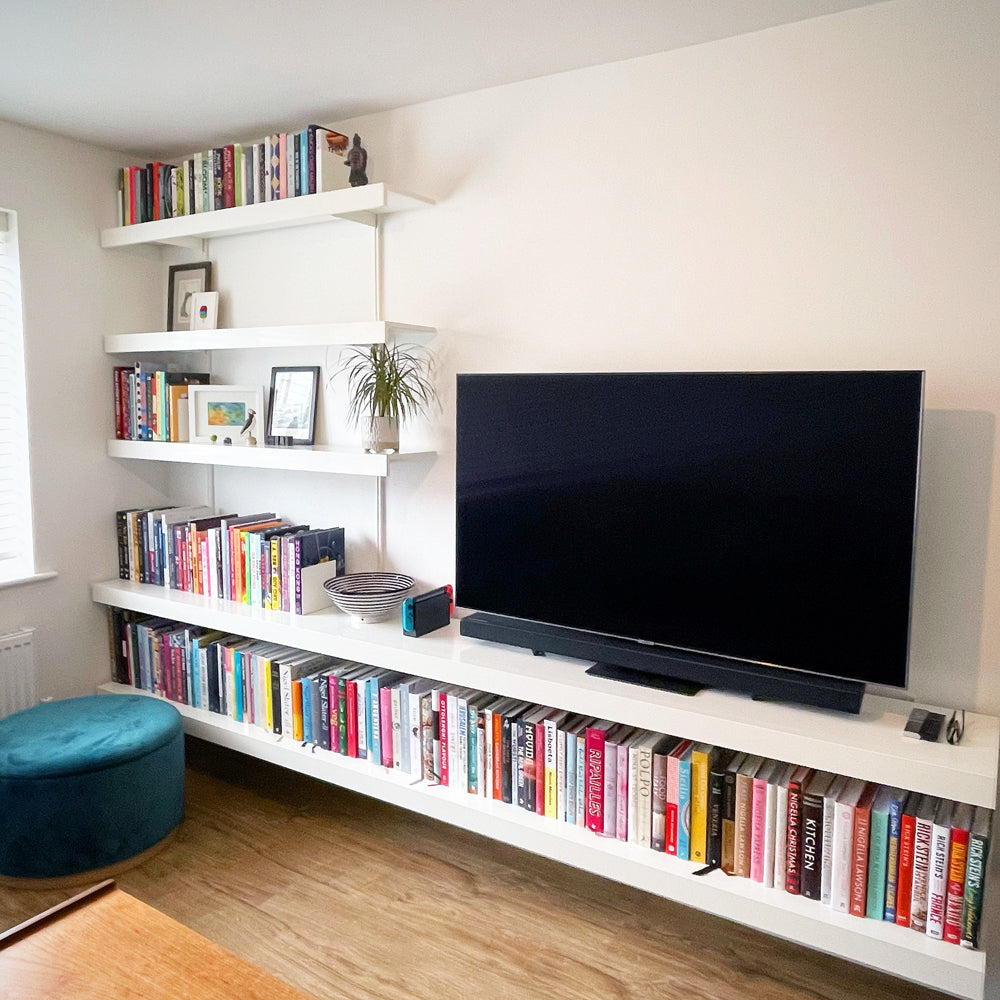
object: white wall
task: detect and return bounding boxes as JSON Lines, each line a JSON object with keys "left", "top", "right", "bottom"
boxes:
{"left": 4, "top": 0, "right": 999, "bottom": 716}
{"left": 0, "top": 120, "right": 169, "bottom": 700}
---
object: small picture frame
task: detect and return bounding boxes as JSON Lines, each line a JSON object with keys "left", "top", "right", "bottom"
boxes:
{"left": 266, "top": 366, "right": 320, "bottom": 446}
{"left": 167, "top": 261, "right": 212, "bottom": 332}
{"left": 188, "top": 384, "right": 264, "bottom": 446}
{"left": 189, "top": 291, "right": 219, "bottom": 330}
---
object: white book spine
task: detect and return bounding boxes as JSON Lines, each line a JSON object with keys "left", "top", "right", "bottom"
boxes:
{"left": 557, "top": 726, "right": 567, "bottom": 820}
{"left": 762, "top": 780, "right": 777, "bottom": 889}
{"left": 279, "top": 663, "right": 292, "bottom": 737}
{"left": 603, "top": 742, "right": 617, "bottom": 837}
{"left": 391, "top": 686, "right": 403, "bottom": 770}
{"left": 820, "top": 793, "right": 838, "bottom": 904}
{"left": 830, "top": 802, "right": 854, "bottom": 912}
{"left": 774, "top": 784, "right": 789, "bottom": 890}
{"left": 199, "top": 646, "right": 210, "bottom": 711}
{"left": 407, "top": 687, "right": 422, "bottom": 778}
{"left": 636, "top": 746, "right": 653, "bottom": 848}
{"left": 926, "top": 821, "right": 951, "bottom": 939}
{"left": 627, "top": 746, "right": 640, "bottom": 842}
{"left": 447, "top": 693, "right": 462, "bottom": 793}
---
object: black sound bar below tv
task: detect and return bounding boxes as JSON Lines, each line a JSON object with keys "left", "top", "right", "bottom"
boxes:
{"left": 459, "top": 611, "right": 866, "bottom": 715}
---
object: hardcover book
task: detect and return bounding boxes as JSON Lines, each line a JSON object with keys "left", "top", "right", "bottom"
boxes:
{"left": 961, "top": 806, "right": 992, "bottom": 948}
{"left": 721, "top": 751, "right": 747, "bottom": 874}
{"left": 584, "top": 720, "right": 616, "bottom": 834}
{"left": 821, "top": 773, "right": 849, "bottom": 904}
{"left": 926, "top": 798, "right": 955, "bottom": 939}
{"left": 869, "top": 786, "right": 906, "bottom": 920}
{"left": 783, "top": 764, "right": 814, "bottom": 894}
{"left": 894, "top": 791, "right": 919, "bottom": 926}
{"left": 734, "top": 754, "right": 764, "bottom": 878}
{"left": 830, "top": 777, "right": 867, "bottom": 913}
{"left": 800, "top": 770, "right": 836, "bottom": 900}
{"left": 708, "top": 748, "right": 737, "bottom": 868}
{"left": 944, "top": 801, "right": 973, "bottom": 943}
{"left": 909, "top": 794, "right": 941, "bottom": 932}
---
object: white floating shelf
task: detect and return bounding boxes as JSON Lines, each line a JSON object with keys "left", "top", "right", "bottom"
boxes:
{"left": 100, "top": 183, "right": 433, "bottom": 248}
{"left": 103, "top": 321, "right": 436, "bottom": 354}
{"left": 106, "top": 439, "right": 433, "bottom": 476}
{"left": 96, "top": 678, "right": 987, "bottom": 1000}
{"left": 90, "top": 579, "right": 999, "bottom": 810}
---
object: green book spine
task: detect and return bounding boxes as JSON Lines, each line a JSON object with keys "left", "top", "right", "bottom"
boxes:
{"left": 961, "top": 825, "right": 990, "bottom": 947}
{"left": 866, "top": 807, "right": 890, "bottom": 918}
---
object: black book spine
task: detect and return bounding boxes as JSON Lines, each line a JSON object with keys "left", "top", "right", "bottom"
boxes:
{"left": 523, "top": 718, "right": 537, "bottom": 812}
{"left": 206, "top": 643, "right": 221, "bottom": 714}
{"left": 501, "top": 713, "right": 514, "bottom": 804}
{"left": 270, "top": 663, "right": 282, "bottom": 734}
{"left": 800, "top": 791, "right": 825, "bottom": 899}
{"left": 318, "top": 675, "right": 331, "bottom": 751}
{"left": 708, "top": 753, "right": 733, "bottom": 867}
{"left": 514, "top": 718, "right": 527, "bottom": 808}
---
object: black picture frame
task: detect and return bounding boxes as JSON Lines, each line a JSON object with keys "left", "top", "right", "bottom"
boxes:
{"left": 266, "top": 366, "right": 320, "bottom": 446}
{"left": 167, "top": 261, "right": 212, "bottom": 332}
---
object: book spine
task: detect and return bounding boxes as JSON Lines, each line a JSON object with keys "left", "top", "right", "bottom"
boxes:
{"left": 895, "top": 811, "right": 917, "bottom": 926}
{"left": 318, "top": 674, "right": 331, "bottom": 751}
{"left": 750, "top": 776, "right": 768, "bottom": 882}
{"left": 455, "top": 694, "right": 467, "bottom": 793}
{"left": 884, "top": 798, "right": 904, "bottom": 920}
{"left": 344, "top": 678, "right": 359, "bottom": 756}
{"left": 522, "top": 716, "right": 536, "bottom": 811}
{"left": 557, "top": 724, "right": 568, "bottom": 822}
{"left": 615, "top": 740, "right": 629, "bottom": 840}
{"left": 926, "top": 820, "right": 951, "bottom": 939}
{"left": 379, "top": 685, "right": 393, "bottom": 767}
{"left": 564, "top": 730, "right": 576, "bottom": 824}
{"left": 762, "top": 779, "right": 777, "bottom": 889}
{"left": 420, "top": 693, "right": 436, "bottom": 782}
{"left": 849, "top": 804, "right": 871, "bottom": 917}
{"left": 513, "top": 718, "right": 526, "bottom": 807}
{"left": 830, "top": 801, "right": 854, "bottom": 912}
{"left": 391, "top": 685, "right": 404, "bottom": 771}
{"left": 721, "top": 768, "right": 738, "bottom": 874}
{"left": 961, "top": 826, "right": 989, "bottom": 948}
{"left": 910, "top": 815, "right": 934, "bottom": 932}
{"left": 437, "top": 690, "right": 449, "bottom": 786}
{"left": 407, "top": 687, "right": 423, "bottom": 777}
{"left": 500, "top": 709, "right": 514, "bottom": 804}
{"left": 785, "top": 780, "right": 805, "bottom": 893}
{"left": 866, "top": 809, "right": 889, "bottom": 918}
{"left": 544, "top": 718, "right": 560, "bottom": 818}
{"left": 677, "top": 756, "right": 691, "bottom": 860}
{"left": 734, "top": 774, "right": 752, "bottom": 877}
{"left": 820, "top": 792, "right": 838, "bottom": 904}
{"left": 690, "top": 748, "right": 710, "bottom": 864}
{"left": 708, "top": 761, "right": 726, "bottom": 868}
{"left": 800, "top": 793, "right": 824, "bottom": 899}
{"left": 944, "top": 825, "right": 970, "bottom": 943}
{"left": 636, "top": 746, "right": 653, "bottom": 849}
{"left": 652, "top": 753, "right": 668, "bottom": 852}
{"left": 584, "top": 727, "right": 606, "bottom": 834}
{"left": 575, "top": 732, "right": 587, "bottom": 827}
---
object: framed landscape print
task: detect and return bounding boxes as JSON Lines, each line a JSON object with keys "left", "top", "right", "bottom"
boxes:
{"left": 187, "top": 384, "right": 264, "bottom": 446}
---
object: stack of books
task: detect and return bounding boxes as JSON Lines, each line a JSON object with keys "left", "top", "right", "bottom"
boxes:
{"left": 113, "top": 364, "right": 208, "bottom": 441}
{"left": 106, "top": 602, "right": 993, "bottom": 950}
{"left": 115, "top": 507, "right": 344, "bottom": 615}
{"left": 115, "top": 125, "right": 351, "bottom": 226}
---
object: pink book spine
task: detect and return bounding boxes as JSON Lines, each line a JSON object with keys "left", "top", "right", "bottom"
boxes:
{"left": 750, "top": 775, "right": 768, "bottom": 882}
{"left": 616, "top": 741, "right": 630, "bottom": 841}
{"left": 438, "top": 691, "right": 449, "bottom": 786}
{"left": 379, "top": 687, "right": 394, "bottom": 767}
{"left": 585, "top": 728, "right": 606, "bottom": 833}
{"left": 534, "top": 721, "right": 546, "bottom": 814}
{"left": 666, "top": 754, "right": 680, "bottom": 855}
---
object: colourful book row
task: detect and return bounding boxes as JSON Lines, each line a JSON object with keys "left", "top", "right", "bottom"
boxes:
{"left": 105, "top": 604, "right": 991, "bottom": 949}
{"left": 112, "top": 364, "right": 208, "bottom": 442}
{"left": 115, "top": 506, "right": 344, "bottom": 616}
{"left": 115, "top": 126, "right": 350, "bottom": 226}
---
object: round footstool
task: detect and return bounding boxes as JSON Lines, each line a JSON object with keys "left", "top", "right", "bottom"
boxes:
{"left": 0, "top": 694, "right": 184, "bottom": 881}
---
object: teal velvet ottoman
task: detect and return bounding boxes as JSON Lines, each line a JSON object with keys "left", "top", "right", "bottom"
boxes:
{"left": 0, "top": 694, "right": 184, "bottom": 880}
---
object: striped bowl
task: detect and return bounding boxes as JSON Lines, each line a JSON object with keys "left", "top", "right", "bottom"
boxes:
{"left": 322, "top": 572, "right": 415, "bottom": 623}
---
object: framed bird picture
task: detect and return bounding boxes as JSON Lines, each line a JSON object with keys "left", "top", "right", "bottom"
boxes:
{"left": 187, "top": 385, "right": 264, "bottom": 446}
{"left": 266, "top": 366, "right": 320, "bottom": 445}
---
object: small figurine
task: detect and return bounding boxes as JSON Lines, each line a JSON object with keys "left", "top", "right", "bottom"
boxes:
{"left": 240, "top": 408, "right": 258, "bottom": 447}
{"left": 345, "top": 134, "right": 368, "bottom": 187}
{"left": 223, "top": 437, "right": 233, "bottom": 446}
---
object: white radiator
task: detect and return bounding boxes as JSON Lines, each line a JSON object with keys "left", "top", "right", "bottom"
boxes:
{"left": 0, "top": 627, "right": 36, "bottom": 719}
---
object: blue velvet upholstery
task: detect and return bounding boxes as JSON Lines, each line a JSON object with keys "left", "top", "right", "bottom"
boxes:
{"left": 0, "top": 695, "right": 184, "bottom": 878}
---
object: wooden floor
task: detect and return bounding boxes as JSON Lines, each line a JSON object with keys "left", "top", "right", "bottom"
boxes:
{"left": 0, "top": 736, "right": 949, "bottom": 1000}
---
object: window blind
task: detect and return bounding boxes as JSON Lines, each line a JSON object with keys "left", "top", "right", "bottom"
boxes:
{"left": 0, "top": 209, "right": 34, "bottom": 578}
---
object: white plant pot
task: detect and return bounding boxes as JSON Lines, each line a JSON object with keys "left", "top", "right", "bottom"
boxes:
{"left": 365, "top": 415, "right": 399, "bottom": 454}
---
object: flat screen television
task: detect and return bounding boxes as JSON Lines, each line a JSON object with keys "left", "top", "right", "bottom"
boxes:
{"left": 456, "top": 371, "right": 924, "bottom": 713}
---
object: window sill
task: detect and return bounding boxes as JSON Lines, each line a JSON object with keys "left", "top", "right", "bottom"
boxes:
{"left": 0, "top": 570, "right": 58, "bottom": 591}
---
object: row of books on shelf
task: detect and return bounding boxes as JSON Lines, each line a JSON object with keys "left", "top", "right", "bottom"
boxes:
{"left": 107, "top": 605, "right": 991, "bottom": 949}
{"left": 116, "top": 125, "right": 351, "bottom": 226}
{"left": 113, "top": 364, "right": 208, "bottom": 442}
{"left": 115, "top": 506, "right": 344, "bottom": 615}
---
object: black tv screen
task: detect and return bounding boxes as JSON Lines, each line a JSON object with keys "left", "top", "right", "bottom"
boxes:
{"left": 456, "top": 371, "right": 924, "bottom": 691}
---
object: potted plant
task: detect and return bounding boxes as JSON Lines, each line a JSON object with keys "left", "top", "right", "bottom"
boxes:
{"left": 339, "top": 342, "right": 435, "bottom": 453}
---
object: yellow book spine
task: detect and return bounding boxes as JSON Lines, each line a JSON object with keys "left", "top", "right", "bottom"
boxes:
{"left": 690, "top": 746, "right": 711, "bottom": 863}
{"left": 263, "top": 658, "right": 273, "bottom": 731}
{"left": 270, "top": 536, "right": 281, "bottom": 610}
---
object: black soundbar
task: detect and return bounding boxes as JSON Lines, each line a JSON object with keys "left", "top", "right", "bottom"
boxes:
{"left": 459, "top": 612, "right": 865, "bottom": 714}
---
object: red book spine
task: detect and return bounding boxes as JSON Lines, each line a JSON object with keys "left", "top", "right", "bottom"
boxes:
{"left": 438, "top": 691, "right": 449, "bottom": 786}
{"left": 534, "top": 721, "right": 546, "bottom": 814}
{"left": 492, "top": 712, "right": 503, "bottom": 799}
{"left": 222, "top": 145, "right": 235, "bottom": 208}
{"left": 328, "top": 673, "right": 339, "bottom": 753}
{"left": 585, "top": 727, "right": 607, "bottom": 833}
{"left": 785, "top": 781, "right": 805, "bottom": 894}
{"left": 944, "top": 827, "right": 970, "bottom": 943}
{"left": 379, "top": 686, "right": 394, "bottom": 768}
{"left": 151, "top": 162, "right": 162, "bottom": 220}
{"left": 345, "top": 679, "right": 359, "bottom": 757}
{"left": 895, "top": 811, "right": 917, "bottom": 926}
{"left": 128, "top": 166, "right": 138, "bottom": 224}
{"left": 850, "top": 804, "right": 872, "bottom": 916}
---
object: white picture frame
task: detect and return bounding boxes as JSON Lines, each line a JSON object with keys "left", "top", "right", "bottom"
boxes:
{"left": 189, "top": 291, "right": 219, "bottom": 330}
{"left": 187, "top": 385, "right": 264, "bottom": 446}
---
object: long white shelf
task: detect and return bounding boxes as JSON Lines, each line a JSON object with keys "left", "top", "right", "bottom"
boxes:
{"left": 96, "top": 678, "right": 987, "bottom": 999}
{"left": 104, "top": 321, "right": 435, "bottom": 354}
{"left": 106, "top": 439, "right": 433, "bottom": 476}
{"left": 91, "top": 578, "right": 1000, "bottom": 810}
{"left": 100, "top": 183, "right": 433, "bottom": 248}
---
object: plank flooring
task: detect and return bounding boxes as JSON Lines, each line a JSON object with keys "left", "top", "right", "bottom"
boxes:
{"left": 0, "top": 737, "right": 949, "bottom": 1000}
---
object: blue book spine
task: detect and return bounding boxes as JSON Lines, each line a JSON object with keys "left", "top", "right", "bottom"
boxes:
{"left": 884, "top": 796, "right": 904, "bottom": 921}
{"left": 677, "top": 758, "right": 692, "bottom": 860}
{"left": 367, "top": 678, "right": 379, "bottom": 764}
{"left": 189, "top": 638, "right": 201, "bottom": 709}
{"left": 301, "top": 676, "right": 313, "bottom": 743}
{"left": 233, "top": 651, "right": 244, "bottom": 722}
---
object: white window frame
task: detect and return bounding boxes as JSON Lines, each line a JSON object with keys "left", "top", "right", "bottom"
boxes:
{"left": 0, "top": 208, "right": 36, "bottom": 585}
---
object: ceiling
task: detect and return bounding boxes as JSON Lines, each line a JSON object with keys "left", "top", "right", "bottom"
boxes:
{"left": 2, "top": 1, "right": 884, "bottom": 159}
